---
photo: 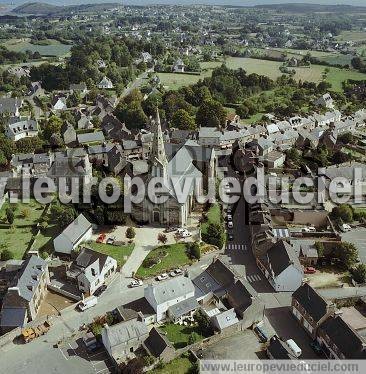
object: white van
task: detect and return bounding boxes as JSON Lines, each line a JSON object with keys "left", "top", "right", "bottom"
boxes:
{"left": 285, "top": 339, "right": 302, "bottom": 358}
{"left": 78, "top": 296, "right": 98, "bottom": 311}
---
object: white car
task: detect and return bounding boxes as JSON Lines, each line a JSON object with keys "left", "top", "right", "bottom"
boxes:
{"left": 227, "top": 221, "right": 233, "bottom": 229}
{"left": 156, "top": 273, "right": 169, "bottom": 281}
{"left": 170, "top": 268, "right": 183, "bottom": 277}
{"left": 129, "top": 279, "right": 143, "bottom": 288}
{"left": 341, "top": 223, "right": 352, "bottom": 232}
{"left": 226, "top": 214, "right": 233, "bottom": 221}
{"left": 181, "top": 230, "right": 192, "bottom": 238}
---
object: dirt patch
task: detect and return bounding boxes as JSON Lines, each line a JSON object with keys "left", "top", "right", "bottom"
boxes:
{"left": 37, "top": 290, "right": 75, "bottom": 317}
{"left": 308, "top": 271, "right": 349, "bottom": 289}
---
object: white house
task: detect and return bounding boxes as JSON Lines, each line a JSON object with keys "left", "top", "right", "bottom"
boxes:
{"left": 52, "top": 97, "right": 67, "bottom": 111}
{"left": 6, "top": 118, "right": 38, "bottom": 141}
{"left": 256, "top": 240, "right": 303, "bottom": 292}
{"left": 144, "top": 276, "right": 195, "bottom": 322}
{"left": 98, "top": 76, "right": 114, "bottom": 89}
{"left": 66, "top": 247, "right": 117, "bottom": 295}
{"left": 53, "top": 214, "right": 92, "bottom": 254}
{"left": 172, "top": 59, "right": 185, "bottom": 73}
{"left": 315, "top": 93, "right": 334, "bottom": 109}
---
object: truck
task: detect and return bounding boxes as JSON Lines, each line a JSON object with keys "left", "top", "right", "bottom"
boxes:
{"left": 21, "top": 321, "right": 51, "bottom": 343}
{"left": 78, "top": 295, "right": 98, "bottom": 311}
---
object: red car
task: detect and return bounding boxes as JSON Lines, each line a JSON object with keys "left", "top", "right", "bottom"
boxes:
{"left": 96, "top": 233, "right": 106, "bottom": 243}
{"left": 304, "top": 267, "right": 316, "bottom": 274}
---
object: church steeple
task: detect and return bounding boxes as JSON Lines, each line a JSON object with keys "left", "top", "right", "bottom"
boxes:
{"left": 149, "top": 108, "right": 168, "bottom": 179}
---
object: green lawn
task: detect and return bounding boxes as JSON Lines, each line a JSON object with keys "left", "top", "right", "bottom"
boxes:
{"left": 88, "top": 242, "right": 135, "bottom": 267}
{"left": 0, "top": 199, "right": 46, "bottom": 226}
{"left": 136, "top": 243, "right": 192, "bottom": 278}
{"left": 2, "top": 38, "right": 72, "bottom": 57}
{"left": 0, "top": 226, "right": 35, "bottom": 259}
{"left": 150, "top": 356, "right": 194, "bottom": 374}
{"left": 157, "top": 72, "right": 205, "bottom": 90}
{"left": 161, "top": 323, "right": 204, "bottom": 349}
{"left": 33, "top": 223, "right": 61, "bottom": 253}
{"left": 201, "top": 203, "right": 221, "bottom": 236}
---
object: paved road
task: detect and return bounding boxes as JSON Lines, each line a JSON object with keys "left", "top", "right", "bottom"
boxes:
{"left": 122, "top": 69, "right": 152, "bottom": 98}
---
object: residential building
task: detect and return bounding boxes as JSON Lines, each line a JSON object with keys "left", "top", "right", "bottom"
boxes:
{"left": 53, "top": 214, "right": 93, "bottom": 255}
{"left": 144, "top": 327, "right": 175, "bottom": 363}
{"left": 0, "top": 256, "right": 49, "bottom": 334}
{"left": 102, "top": 318, "right": 149, "bottom": 364}
{"left": 292, "top": 283, "right": 335, "bottom": 339}
{"left": 6, "top": 118, "right": 38, "bottom": 141}
{"left": 144, "top": 276, "right": 196, "bottom": 322}
{"left": 0, "top": 97, "right": 22, "bottom": 117}
{"left": 66, "top": 247, "right": 117, "bottom": 295}
{"left": 98, "top": 76, "right": 114, "bottom": 89}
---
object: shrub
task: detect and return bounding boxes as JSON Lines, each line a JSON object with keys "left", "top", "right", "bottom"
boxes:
{"left": 0, "top": 249, "right": 14, "bottom": 261}
{"left": 126, "top": 227, "right": 136, "bottom": 239}
{"left": 187, "top": 242, "right": 201, "bottom": 260}
{"left": 352, "top": 264, "right": 366, "bottom": 284}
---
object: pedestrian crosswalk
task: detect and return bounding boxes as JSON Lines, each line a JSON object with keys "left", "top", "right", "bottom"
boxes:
{"left": 226, "top": 243, "right": 248, "bottom": 251}
{"left": 246, "top": 274, "right": 262, "bottom": 283}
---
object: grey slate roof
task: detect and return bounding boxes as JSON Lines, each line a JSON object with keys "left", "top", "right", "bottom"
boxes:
{"left": 77, "top": 131, "right": 105, "bottom": 144}
{"left": 59, "top": 214, "right": 92, "bottom": 245}
{"left": 104, "top": 319, "right": 149, "bottom": 347}
{"left": 144, "top": 327, "right": 173, "bottom": 358}
{"left": 168, "top": 297, "right": 199, "bottom": 319}
{"left": 292, "top": 283, "right": 328, "bottom": 322}
{"left": 148, "top": 277, "right": 195, "bottom": 305}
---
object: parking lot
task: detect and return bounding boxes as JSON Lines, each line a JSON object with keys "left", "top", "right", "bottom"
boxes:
{"left": 342, "top": 227, "right": 366, "bottom": 264}
{"left": 58, "top": 338, "right": 114, "bottom": 373}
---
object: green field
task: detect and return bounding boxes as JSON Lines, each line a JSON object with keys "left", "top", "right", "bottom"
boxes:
{"left": 0, "top": 199, "right": 45, "bottom": 226}
{"left": 2, "top": 38, "right": 72, "bottom": 57}
{"left": 136, "top": 243, "right": 191, "bottom": 278}
{"left": 157, "top": 73, "right": 205, "bottom": 90}
{"left": 161, "top": 323, "right": 204, "bottom": 349}
{"left": 0, "top": 226, "right": 35, "bottom": 260}
{"left": 150, "top": 356, "right": 194, "bottom": 374}
{"left": 88, "top": 242, "right": 135, "bottom": 267}
{"left": 336, "top": 31, "right": 366, "bottom": 42}
{"left": 201, "top": 203, "right": 221, "bottom": 236}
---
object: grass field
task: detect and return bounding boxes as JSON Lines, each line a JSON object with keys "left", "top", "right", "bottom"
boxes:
{"left": 0, "top": 199, "right": 45, "bottom": 226}
{"left": 157, "top": 72, "right": 206, "bottom": 90}
{"left": 88, "top": 242, "right": 135, "bottom": 267}
{"left": 150, "top": 356, "right": 194, "bottom": 374}
{"left": 201, "top": 203, "right": 221, "bottom": 236}
{"left": 136, "top": 243, "right": 191, "bottom": 278}
{"left": 161, "top": 323, "right": 204, "bottom": 349}
{"left": 0, "top": 226, "right": 35, "bottom": 259}
{"left": 336, "top": 31, "right": 366, "bottom": 42}
{"left": 2, "top": 38, "right": 72, "bottom": 57}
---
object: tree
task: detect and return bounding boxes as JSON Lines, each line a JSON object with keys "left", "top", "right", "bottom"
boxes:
{"left": 43, "top": 115, "right": 62, "bottom": 140}
{"left": 194, "top": 309, "right": 212, "bottom": 337}
{"left": 333, "top": 242, "right": 358, "bottom": 269}
{"left": 286, "top": 148, "right": 301, "bottom": 165}
{"left": 332, "top": 150, "right": 350, "bottom": 165}
{"left": 171, "top": 109, "right": 196, "bottom": 130}
{"left": 352, "top": 264, "right": 366, "bottom": 284}
{"left": 157, "top": 233, "right": 167, "bottom": 245}
{"left": 351, "top": 57, "right": 364, "bottom": 70}
{"left": 119, "top": 357, "right": 144, "bottom": 374}
{"left": 20, "top": 208, "right": 30, "bottom": 219}
{"left": 0, "top": 150, "right": 7, "bottom": 167}
{"left": 126, "top": 227, "right": 136, "bottom": 239}
{"left": 6, "top": 207, "right": 14, "bottom": 225}
{"left": 1, "top": 249, "right": 14, "bottom": 261}
{"left": 196, "top": 99, "right": 227, "bottom": 128}
{"left": 202, "top": 223, "right": 225, "bottom": 248}
{"left": 50, "top": 203, "right": 75, "bottom": 229}
{"left": 315, "top": 242, "right": 325, "bottom": 257}
{"left": 331, "top": 204, "right": 354, "bottom": 223}
{"left": 188, "top": 332, "right": 200, "bottom": 345}
{"left": 187, "top": 242, "right": 201, "bottom": 260}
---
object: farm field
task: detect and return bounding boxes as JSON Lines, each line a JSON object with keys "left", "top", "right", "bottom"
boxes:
{"left": 336, "top": 31, "right": 366, "bottom": 42}
{"left": 157, "top": 72, "right": 206, "bottom": 90}
{"left": 2, "top": 38, "right": 72, "bottom": 57}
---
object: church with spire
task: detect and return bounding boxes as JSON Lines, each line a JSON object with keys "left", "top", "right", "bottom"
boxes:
{"left": 130, "top": 109, "right": 210, "bottom": 227}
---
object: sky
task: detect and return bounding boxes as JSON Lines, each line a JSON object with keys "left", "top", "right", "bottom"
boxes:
{"left": 1, "top": 0, "right": 365, "bottom": 7}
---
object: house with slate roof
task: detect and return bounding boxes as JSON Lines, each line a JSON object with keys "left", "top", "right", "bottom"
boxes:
{"left": 53, "top": 214, "right": 92, "bottom": 255}
{"left": 66, "top": 247, "right": 117, "bottom": 295}
{"left": 292, "top": 283, "right": 335, "bottom": 339}
{"left": 0, "top": 255, "right": 49, "bottom": 334}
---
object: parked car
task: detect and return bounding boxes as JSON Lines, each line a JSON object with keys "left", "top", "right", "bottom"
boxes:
{"left": 227, "top": 221, "right": 233, "bottom": 229}
{"left": 106, "top": 236, "right": 116, "bottom": 245}
{"left": 302, "top": 227, "right": 316, "bottom": 233}
{"left": 129, "top": 279, "right": 143, "bottom": 288}
{"left": 78, "top": 296, "right": 98, "bottom": 311}
{"left": 164, "top": 227, "right": 176, "bottom": 233}
{"left": 169, "top": 268, "right": 183, "bottom": 277}
{"left": 228, "top": 232, "right": 234, "bottom": 241}
{"left": 341, "top": 223, "right": 352, "bottom": 232}
{"left": 96, "top": 233, "right": 106, "bottom": 243}
{"left": 304, "top": 267, "right": 316, "bottom": 274}
{"left": 156, "top": 273, "right": 169, "bottom": 281}
{"left": 226, "top": 214, "right": 233, "bottom": 221}
{"left": 285, "top": 339, "right": 302, "bottom": 358}
{"left": 94, "top": 285, "right": 107, "bottom": 297}
{"left": 181, "top": 230, "right": 192, "bottom": 238}
{"left": 254, "top": 325, "right": 269, "bottom": 343}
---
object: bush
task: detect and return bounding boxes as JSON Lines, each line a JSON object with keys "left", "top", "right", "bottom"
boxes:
{"left": 331, "top": 204, "right": 354, "bottom": 223}
{"left": 187, "top": 242, "right": 201, "bottom": 260}
{"left": 6, "top": 207, "right": 14, "bottom": 225}
{"left": 126, "top": 227, "right": 136, "bottom": 239}
{"left": 352, "top": 264, "right": 366, "bottom": 284}
{"left": 0, "top": 249, "right": 14, "bottom": 261}
{"left": 202, "top": 222, "right": 225, "bottom": 248}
